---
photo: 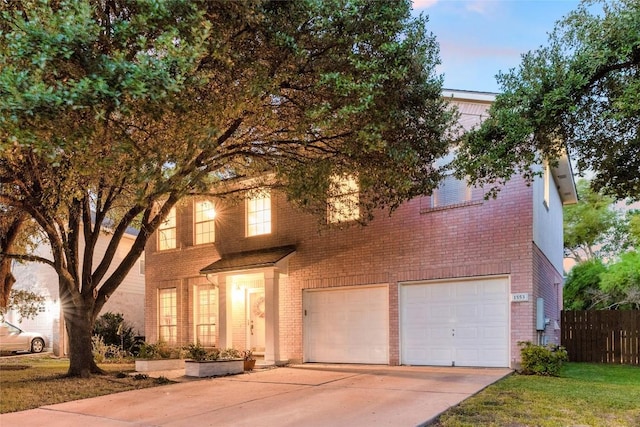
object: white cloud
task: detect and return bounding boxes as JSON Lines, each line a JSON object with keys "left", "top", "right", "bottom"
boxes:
{"left": 466, "top": 0, "right": 501, "bottom": 16}
{"left": 412, "top": 0, "right": 439, "bottom": 10}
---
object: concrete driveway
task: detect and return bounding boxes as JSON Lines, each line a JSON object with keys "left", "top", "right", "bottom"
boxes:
{"left": 0, "top": 364, "right": 511, "bottom": 427}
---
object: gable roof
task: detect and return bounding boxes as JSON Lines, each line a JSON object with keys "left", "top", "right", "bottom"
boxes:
{"left": 199, "top": 245, "right": 296, "bottom": 275}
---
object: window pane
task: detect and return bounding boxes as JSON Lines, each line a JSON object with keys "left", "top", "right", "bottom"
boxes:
{"left": 158, "top": 228, "right": 176, "bottom": 250}
{"left": 432, "top": 175, "right": 471, "bottom": 207}
{"left": 247, "top": 191, "right": 271, "bottom": 236}
{"left": 194, "top": 285, "right": 217, "bottom": 347}
{"left": 139, "top": 252, "right": 145, "bottom": 275}
{"left": 195, "top": 200, "right": 216, "bottom": 244}
{"left": 158, "top": 208, "right": 177, "bottom": 250}
{"left": 327, "top": 174, "right": 360, "bottom": 223}
{"left": 159, "top": 288, "right": 177, "bottom": 345}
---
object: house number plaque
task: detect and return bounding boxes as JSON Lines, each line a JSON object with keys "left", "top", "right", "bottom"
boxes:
{"left": 511, "top": 293, "right": 529, "bottom": 302}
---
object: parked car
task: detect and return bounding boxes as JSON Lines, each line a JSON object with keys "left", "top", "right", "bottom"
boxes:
{"left": 0, "top": 320, "right": 46, "bottom": 353}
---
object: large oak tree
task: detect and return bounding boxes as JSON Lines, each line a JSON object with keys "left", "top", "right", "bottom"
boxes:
{"left": 455, "top": 0, "right": 640, "bottom": 200}
{"left": 0, "top": 0, "right": 456, "bottom": 377}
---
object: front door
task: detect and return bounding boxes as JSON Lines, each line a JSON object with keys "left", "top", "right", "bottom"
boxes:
{"left": 247, "top": 289, "right": 265, "bottom": 353}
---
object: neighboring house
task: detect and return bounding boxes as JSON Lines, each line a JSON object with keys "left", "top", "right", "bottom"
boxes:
{"left": 7, "top": 228, "right": 145, "bottom": 355}
{"left": 144, "top": 89, "right": 577, "bottom": 368}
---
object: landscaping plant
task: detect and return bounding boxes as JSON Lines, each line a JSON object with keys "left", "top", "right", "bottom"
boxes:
{"left": 518, "top": 341, "right": 568, "bottom": 376}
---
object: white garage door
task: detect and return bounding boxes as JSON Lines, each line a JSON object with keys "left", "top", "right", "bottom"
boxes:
{"left": 400, "top": 277, "right": 509, "bottom": 367}
{"left": 304, "top": 286, "right": 388, "bottom": 364}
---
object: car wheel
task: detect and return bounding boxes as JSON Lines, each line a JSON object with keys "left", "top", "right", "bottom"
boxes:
{"left": 31, "top": 338, "right": 45, "bottom": 353}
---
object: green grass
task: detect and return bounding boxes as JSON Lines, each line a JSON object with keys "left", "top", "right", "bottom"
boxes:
{"left": 0, "top": 354, "right": 172, "bottom": 414}
{"left": 432, "top": 363, "right": 640, "bottom": 427}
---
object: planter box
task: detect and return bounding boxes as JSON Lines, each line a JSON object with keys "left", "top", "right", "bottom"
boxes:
{"left": 185, "top": 359, "right": 244, "bottom": 377}
{"left": 135, "top": 359, "right": 185, "bottom": 372}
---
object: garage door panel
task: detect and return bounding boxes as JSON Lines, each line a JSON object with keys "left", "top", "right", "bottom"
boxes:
{"left": 429, "top": 305, "right": 454, "bottom": 320}
{"left": 456, "top": 326, "right": 479, "bottom": 340}
{"left": 404, "top": 307, "right": 428, "bottom": 323}
{"left": 401, "top": 277, "right": 509, "bottom": 367}
{"left": 427, "top": 347, "right": 454, "bottom": 364}
{"left": 484, "top": 325, "right": 509, "bottom": 339}
{"left": 304, "top": 286, "right": 388, "bottom": 364}
{"left": 455, "top": 348, "right": 480, "bottom": 363}
{"left": 456, "top": 304, "right": 480, "bottom": 320}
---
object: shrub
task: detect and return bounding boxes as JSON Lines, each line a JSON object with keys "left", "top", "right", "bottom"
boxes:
{"left": 137, "top": 341, "right": 184, "bottom": 360}
{"left": 92, "top": 335, "right": 130, "bottom": 363}
{"left": 93, "top": 312, "right": 136, "bottom": 352}
{"left": 185, "top": 343, "right": 209, "bottom": 361}
{"left": 220, "top": 348, "right": 241, "bottom": 359}
{"left": 519, "top": 341, "right": 568, "bottom": 376}
{"left": 184, "top": 344, "right": 243, "bottom": 361}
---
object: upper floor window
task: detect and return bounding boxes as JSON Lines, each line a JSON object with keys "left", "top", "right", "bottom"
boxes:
{"left": 431, "top": 175, "right": 472, "bottom": 208}
{"left": 195, "top": 200, "right": 216, "bottom": 244}
{"left": 327, "top": 174, "right": 360, "bottom": 223}
{"left": 158, "top": 207, "right": 177, "bottom": 250}
{"left": 543, "top": 162, "right": 551, "bottom": 210}
{"left": 246, "top": 190, "right": 271, "bottom": 236}
{"left": 139, "top": 252, "right": 145, "bottom": 275}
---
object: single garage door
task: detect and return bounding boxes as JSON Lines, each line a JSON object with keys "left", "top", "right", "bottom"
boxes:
{"left": 400, "top": 277, "right": 509, "bottom": 367}
{"left": 304, "top": 286, "right": 388, "bottom": 364}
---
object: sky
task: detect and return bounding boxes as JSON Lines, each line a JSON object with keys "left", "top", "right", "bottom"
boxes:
{"left": 412, "top": 0, "right": 582, "bottom": 93}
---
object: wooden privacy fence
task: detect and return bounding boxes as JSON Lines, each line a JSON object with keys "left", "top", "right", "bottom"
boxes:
{"left": 561, "top": 310, "right": 640, "bottom": 365}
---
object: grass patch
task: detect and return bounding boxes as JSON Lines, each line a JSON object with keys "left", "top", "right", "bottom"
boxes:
{"left": 432, "top": 363, "right": 640, "bottom": 427}
{"left": 0, "top": 355, "right": 173, "bottom": 414}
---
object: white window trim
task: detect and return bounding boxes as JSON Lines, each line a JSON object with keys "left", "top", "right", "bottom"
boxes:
{"left": 327, "top": 174, "right": 360, "bottom": 224}
{"left": 158, "top": 207, "right": 177, "bottom": 250}
{"left": 246, "top": 190, "right": 272, "bottom": 237}
{"left": 139, "top": 252, "right": 145, "bottom": 275}
{"left": 193, "top": 284, "right": 218, "bottom": 347}
{"left": 430, "top": 174, "right": 472, "bottom": 209}
{"left": 194, "top": 200, "right": 216, "bottom": 245}
{"left": 543, "top": 162, "right": 551, "bottom": 211}
{"left": 158, "top": 288, "right": 177, "bottom": 345}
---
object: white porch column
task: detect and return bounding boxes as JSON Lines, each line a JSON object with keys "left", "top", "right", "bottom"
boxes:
{"left": 217, "top": 275, "right": 233, "bottom": 349}
{"left": 264, "top": 269, "right": 280, "bottom": 365}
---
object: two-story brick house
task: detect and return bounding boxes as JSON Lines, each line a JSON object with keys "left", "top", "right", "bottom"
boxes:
{"left": 144, "top": 89, "right": 577, "bottom": 368}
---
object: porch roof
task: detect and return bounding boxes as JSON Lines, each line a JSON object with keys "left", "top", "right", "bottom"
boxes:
{"left": 199, "top": 245, "right": 296, "bottom": 274}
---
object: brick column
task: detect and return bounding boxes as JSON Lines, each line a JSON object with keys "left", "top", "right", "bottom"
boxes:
{"left": 264, "top": 269, "right": 280, "bottom": 365}
{"left": 217, "top": 275, "right": 232, "bottom": 349}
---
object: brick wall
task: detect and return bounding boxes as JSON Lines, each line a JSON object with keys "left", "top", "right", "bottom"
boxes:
{"left": 532, "top": 243, "right": 564, "bottom": 345}
{"left": 145, "top": 176, "right": 550, "bottom": 365}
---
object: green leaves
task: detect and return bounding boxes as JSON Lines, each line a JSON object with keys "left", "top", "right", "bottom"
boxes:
{"left": 457, "top": 0, "right": 640, "bottom": 200}
{"left": 566, "top": 252, "right": 640, "bottom": 310}
{"left": 1, "top": 0, "right": 455, "bottom": 376}
{"left": 599, "top": 251, "right": 640, "bottom": 308}
{"left": 563, "top": 179, "right": 621, "bottom": 262}
{"left": 563, "top": 259, "right": 606, "bottom": 310}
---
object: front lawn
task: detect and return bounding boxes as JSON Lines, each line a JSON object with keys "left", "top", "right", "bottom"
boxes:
{"left": 432, "top": 363, "right": 640, "bottom": 426}
{"left": 0, "top": 354, "right": 171, "bottom": 414}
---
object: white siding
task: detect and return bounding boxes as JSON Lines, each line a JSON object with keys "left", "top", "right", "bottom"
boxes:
{"left": 532, "top": 165, "right": 565, "bottom": 273}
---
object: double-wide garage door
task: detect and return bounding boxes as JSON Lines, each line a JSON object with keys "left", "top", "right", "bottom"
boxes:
{"left": 303, "top": 286, "right": 388, "bottom": 364}
{"left": 400, "top": 277, "right": 510, "bottom": 367}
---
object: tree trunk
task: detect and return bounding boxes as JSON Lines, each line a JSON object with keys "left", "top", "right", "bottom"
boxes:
{"left": 0, "top": 214, "right": 25, "bottom": 311}
{"left": 64, "top": 302, "right": 104, "bottom": 378}
{"left": 0, "top": 258, "right": 16, "bottom": 310}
